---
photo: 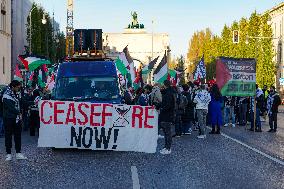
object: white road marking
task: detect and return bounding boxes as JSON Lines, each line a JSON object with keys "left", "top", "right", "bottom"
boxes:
{"left": 131, "top": 166, "right": 140, "bottom": 189}
{"left": 207, "top": 126, "right": 284, "bottom": 166}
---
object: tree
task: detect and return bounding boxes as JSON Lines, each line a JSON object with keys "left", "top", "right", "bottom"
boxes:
{"left": 186, "top": 11, "right": 275, "bottom": 88}
{"left": 26, "top": 3, "right": 66, "bottom": 64}
{"left": 176, "top": 55, "right": 186, "bottom": 84}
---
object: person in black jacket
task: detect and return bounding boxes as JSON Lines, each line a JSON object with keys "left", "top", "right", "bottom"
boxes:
{"left": 181, "top": 84, "right": 194, "bottom": 135}
{"left": 2, "top": 80, "right": 27, "bottom": 161}
{"left": 267, "top": 86, "right": 281, "bottom": 132}
{"left": 159, "top": 80, "right": 175, "bottom": 155}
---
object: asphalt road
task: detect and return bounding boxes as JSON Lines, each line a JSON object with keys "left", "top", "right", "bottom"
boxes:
{"left": 0, "top": 108, "right": 284, "bottom": 189}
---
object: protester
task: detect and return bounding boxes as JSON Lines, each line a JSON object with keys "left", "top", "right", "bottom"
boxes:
{"left": 150, "top": 83, "right": 162, "bottom": 107}
{"left": 21, "top": 86, "right": 34, "bottom": 131}
{"left": 267, "top": 86, "right": 281, "bottom": 133}
{"left": 194, "top": 84, "right": 211, "bottom": 139}
{"left": 192, "top": 81, "right": 200, "bottom": 131}
{"left": 238, "top": 97, "right": 249, "bottom": 126}
{"left": 260, "top": 85, "right": 269, "bottom": 120}
{"left": 150, "top": 83, "right": 163, "bottom": 138}
{"left": 29, "top": 89, "right": 41, "bottom": 136}
{"left": 123, "top": 84, "right": 134, "bottom": 105}
{"left": 224, "top": 96, "right": 236, "bottom": 127}
{"left": 159, "top": 80, "right": 175, "bottom": 155}
{"left": 0, "top": 85, "right": 8, "bottom": 137}
{"left": 2, "top": 80, "right": 27, "bottom": 161}
{"left": 181, "top": 84, "right": 195, "bottom": 135}
{"left": 209, "top": 84, "right": 223, "bottom": 134}
{"left": 138, "top": 85, "right": 151, "bottom": 106}
{"left": 250, "top": 85, "right": 264, "bottom": 132}
{"left": 173, "top": 86, "right": 188, "bottom": 137}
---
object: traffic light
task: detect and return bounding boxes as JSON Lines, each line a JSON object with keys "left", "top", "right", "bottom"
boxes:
{"left": 233, "top": 30, "right": 239, "bottom": 44}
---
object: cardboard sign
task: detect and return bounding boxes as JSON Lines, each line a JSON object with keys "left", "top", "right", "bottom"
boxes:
{"left": 38, "top": 101, "right": 158, "bottom": 153}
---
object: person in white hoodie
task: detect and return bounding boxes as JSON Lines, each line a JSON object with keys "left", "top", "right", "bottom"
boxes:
{"left": 193, "top": 84, "right": 211, "bottom": 139}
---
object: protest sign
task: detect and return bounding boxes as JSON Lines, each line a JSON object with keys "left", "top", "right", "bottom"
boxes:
{"left": 38, "top": 101, "right": 158, "bottom": 153}
{"left": 216, "top": 57, "right": 256, "bottom": 96}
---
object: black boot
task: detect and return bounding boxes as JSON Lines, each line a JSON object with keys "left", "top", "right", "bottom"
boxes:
{"left": 209, "top": 126, "right": 215, "bottom": 134}
{"left": 215, "top": 126, "right": 221, "bottom": 134}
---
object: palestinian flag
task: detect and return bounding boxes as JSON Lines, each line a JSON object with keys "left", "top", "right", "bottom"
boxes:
{"left": 133, "top": 66, "right": 144, "bottom": 90}
{"left": 18, "top": 55, "right": 51, "bottom": 71}
{"left": 14, "top": 64, "right": 23, "bottom": 82}
{"left": 153, "top": 53, "right": 168, "bottom": 84}
{"left": 123, "top": 46, "right": 136, "bottom": 85}
{"left": 46, "top": 73, "right": 55, "bottom": 91}
{"left": 168, "top": 69, "right": 177, "bottom": 86}
{"left": 115, "top": 52, "right": 129, "bottom": 76}
{"left": 142, "top": 56, "right": 159, "bottom": 74}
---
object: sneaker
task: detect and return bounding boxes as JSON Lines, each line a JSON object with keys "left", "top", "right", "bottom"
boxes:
{"left": 158, "top": 134, "right": 164, "bottom": 139}
{"left": 232, "top": 124, "right": 236, "bottom": 128}
{"left": 268, "top": 129, "right": 274, "bottom": 132}
{"left": 16, "top": 153, "right": 27, "bottom": 160}
{"left": 197, "top": 135, "right": 206, "bottom": 139}
{"left": 224, "top": 124, "right": 228, "bottom": 127}
{"left": 160, "top": 148, "right": 171, "bottom": 155}
{"left": 5, "top": 154, "right": 12, "bottom": 161}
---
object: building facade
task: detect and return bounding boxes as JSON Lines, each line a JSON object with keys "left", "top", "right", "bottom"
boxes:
{"left": 102, "top": 13, "right": 170, "bottom": 69}
{"left": 11, "top": 0, "right": 32, "bottom": 80}
{"left": 0, "top": 0, "right": 11, "bottom": 85}
{"left": 267, "top": 2, "right": 284, "bottom": 94}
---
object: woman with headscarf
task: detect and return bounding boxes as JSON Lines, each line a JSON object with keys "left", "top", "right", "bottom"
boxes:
{"left": 209, "top": 84, "right": 223, "bottom": 134}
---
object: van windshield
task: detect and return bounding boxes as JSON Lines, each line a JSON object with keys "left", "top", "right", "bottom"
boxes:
{"left": 55, "top": 76, "right": 119, "bottom": 100}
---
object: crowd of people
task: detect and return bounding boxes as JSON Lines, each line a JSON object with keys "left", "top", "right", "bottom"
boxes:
{"left": 0, "top": 79, "right": 282, "bottom": 160}
{"left": 123, "top": 80, "right": 282, "bottom": 155}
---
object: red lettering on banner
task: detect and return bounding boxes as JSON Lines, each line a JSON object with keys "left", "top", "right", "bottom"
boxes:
{"left": 144, "top": 106, "right": 154, "bottom": 128}
{"left": 40, "top": 101, "right": 53, "bottom": 124}
{"left": 54, "top": 101, "right": 65, "bottom": 124}
{"left": 132, "top": 106, "right": 143, "bottom": 128}
{"left": 101, "top": 104, "right": 113, "bottom": 126}
{"left": 77, "top": 103, "right": 89, "bottom": 126}
{"left": 90, "top": 104, "right": 101, "bottom": 126}
{"left": 65, "top": 103, "right": 76, "bottom": 125}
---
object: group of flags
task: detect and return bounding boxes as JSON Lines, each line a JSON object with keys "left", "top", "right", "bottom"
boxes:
{"left": 15, "top": 54, "right": 55, "bottom": 90}
{"left": 115, "top": 46, "right": 198, "bottom": 89}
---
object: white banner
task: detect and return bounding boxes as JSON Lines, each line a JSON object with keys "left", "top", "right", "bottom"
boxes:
{"left": 38, "top": 101, "right": 158, "bottom": 153}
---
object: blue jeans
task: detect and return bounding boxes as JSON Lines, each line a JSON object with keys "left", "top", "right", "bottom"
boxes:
{"left": 183, "top": 121, "right": 192, "bottom": 133}
{"left": 224, "top": 106, "right": 235, "bottom": 124}
{"left": 251, "top": 108, "right": 261, "bottom": 130}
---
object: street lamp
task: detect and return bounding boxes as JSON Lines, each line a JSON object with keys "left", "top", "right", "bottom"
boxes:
{"left": 42, "top": 14, "right": 47, "bottom": 25}
{"left": 29, "top": 6, "right": 36, "bottom": 55}
{"left": 29, "top": 7, "right": 47, "bottom": 55}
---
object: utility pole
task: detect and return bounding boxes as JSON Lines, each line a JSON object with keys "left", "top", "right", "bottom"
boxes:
{"left": 29, "top": 6, "right": 36, "bottom": 55}
{"left": 66, "top": 0, "right": 74, "bottom": 58}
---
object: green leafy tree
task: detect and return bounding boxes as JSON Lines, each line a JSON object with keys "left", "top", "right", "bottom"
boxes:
{"left": 26, "top": 3, "right": 66, "bottom": 64}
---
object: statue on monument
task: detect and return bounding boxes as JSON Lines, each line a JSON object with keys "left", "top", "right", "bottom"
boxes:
{"left": 127, "top": 11, "right": 144, "bottom": 29}
{"left": 131, "top": 11, "right": 138, "bottom": 26}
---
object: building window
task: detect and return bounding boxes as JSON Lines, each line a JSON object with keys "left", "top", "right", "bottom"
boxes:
{"left": 2, "top": 56, "right": 5, "bottom": 74}
{"left": 0, "top": 0, "right": 6, "bottom": 32}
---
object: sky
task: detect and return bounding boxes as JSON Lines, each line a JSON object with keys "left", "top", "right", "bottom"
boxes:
{"left": 34, "top": 0, "right": 284, "bottom": 57}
